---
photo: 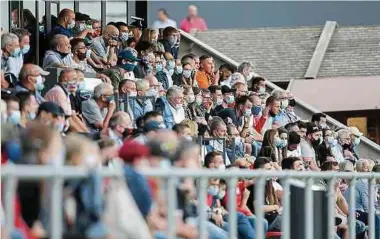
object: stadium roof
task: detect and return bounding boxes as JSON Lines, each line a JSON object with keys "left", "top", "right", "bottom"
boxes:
{"left": 194, "top": 25, "right": 380, "bottom": 82}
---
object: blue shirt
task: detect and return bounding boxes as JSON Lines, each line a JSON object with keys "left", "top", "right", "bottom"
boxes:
{"left": 48, "top": 24, "right": 74, "bottom": 39}
{"left": 124, "top": 165, "right": 152, "bottom": 218}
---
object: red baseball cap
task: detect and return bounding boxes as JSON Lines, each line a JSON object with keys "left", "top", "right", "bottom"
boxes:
{"left": 119, "top": 140, "right": 150, "bottom": 163}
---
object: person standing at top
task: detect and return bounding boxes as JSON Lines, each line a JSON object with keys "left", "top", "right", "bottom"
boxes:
{"left": 152, "top": 9, "right": 177, "bottom": 30}
{"left": 179, "top": 5, "right": 208, "bottom": 34}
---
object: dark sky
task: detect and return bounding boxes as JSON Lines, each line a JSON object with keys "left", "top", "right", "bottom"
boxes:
{"left": 148, "top": 1, "right": 380, "bottom": 29}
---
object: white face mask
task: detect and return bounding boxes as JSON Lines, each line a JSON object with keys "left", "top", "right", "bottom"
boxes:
{"left": 128, "top": 91, "right": 137, "bottom": 97}
{"left": 258, "top": 87, "right": 265, "bottom": 94}
{"left": 188, "top": 95, "right": 195, "bottom": 103}
{"left": 216, "top": 98, "right": 223, "bottom": 105}
{"left": 219, "top": 164, "right": 226, "bottom": 171}
{"left": 281, "top": 99, "right": 289, "bottom": 109}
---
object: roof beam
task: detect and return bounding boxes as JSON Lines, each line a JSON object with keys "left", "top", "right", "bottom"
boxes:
{"left": 304, "top": 21, "right": 337, "bottom": 79}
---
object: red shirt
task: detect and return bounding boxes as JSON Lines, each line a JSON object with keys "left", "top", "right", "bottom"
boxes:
{"left": 222, "top": 181, "right": 253, "bottom": 216}
{"left": 180, "top": 17, "right": 208, "bottom": 33}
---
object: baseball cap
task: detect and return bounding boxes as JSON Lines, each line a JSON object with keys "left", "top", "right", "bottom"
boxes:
{"left": 119, "top": 140, "right": 150, "bottom": 163}
{"left": 349, "top": 127, "right": 363, "bottom": 137}
{"left": 221, "top": 85, "right": 236, "bottom": 94}
{"left": 37, "top": 101, "right": 65, "bottom": 117}
{"left": 36, "top": 65, "right": 50, "bottom": 76}
{"left": 143, "top": 121, "right": 166, "bottom": 133}
{"left": 118, "top": 48, "right": 140, "bottom": 62}
{"left": 307, "top": 123, "right": 321, "bottom": 135}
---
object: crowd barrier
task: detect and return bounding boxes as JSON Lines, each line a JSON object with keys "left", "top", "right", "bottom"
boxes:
{"left": 2, "top": 165, "right": 379, "bottom": 239}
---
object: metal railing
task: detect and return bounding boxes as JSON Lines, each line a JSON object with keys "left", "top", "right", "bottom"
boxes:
{"left": 1, "top": 165, "right": 380, "bottom": 239}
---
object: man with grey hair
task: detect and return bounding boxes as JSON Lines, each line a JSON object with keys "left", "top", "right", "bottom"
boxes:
{"left": 43, "top": 34, "right": 78, "bottom": 69}
{"left": 1, "top": 32, "right": 20, "bottom": 71}
{"left": 7, "top": 29, "right": 30, "bottom": 76}
{"left": 15, "top": 64, "right": 47, "bottom": 104}
{"left": 129, "top": 79, "right": 153, "bottom": 121}
{"left": 237, "top": 61, "right": 257, "bottom": 82}
{"left": 107, "top": 111, "right": 132, "bottom": 145}
{"left": 270, "top": 89, "right": 300, "bottom": 127}
{"left": 230, "top": 73, "right": 248, "bottom": 98}
{"left": 155, "top": 85, "right": 185, "bottom": 128}
{"left": 82, "top": 82, "right": 116, "bottom": 131}
{"left": 331, "top": 129, "right": 358, "bottom": 163}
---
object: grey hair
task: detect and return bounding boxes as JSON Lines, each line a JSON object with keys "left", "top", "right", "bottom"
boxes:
{"left": 209, "top": 116, "right": 226, "bottom": 133}
{"left": 135, "top": 79, "right": 149, "bottom": 91}
{"left": 109, "top": 111, "right": 131, "bottom": 129}
{"left": 271, "top": 90, "right": 282, "bottom": 100}
{"left": 237, "top": 61, "right": 253, "bottom": 73}
{"left": 230, "top": 72, "right": 245, "bottom": 88}
{"left": 1, "top": 32, "right": 18, "bottom": 49}
{"left": 93, "top": 83, "right": 113, "bottom": 100}
{"left": 337, "top": 129, "right": 350, "bottom": 139}
{"left": 10, "top": 28, "right": 30, "bottom": 41}
{"left": 50, "top": 34, "right": 67, "bottom": 50}
{"left": 166, "top": 86, "right": 183, "bottom": 100}
{"left": 355, "top": 159, "right": 370, "bottom": 172}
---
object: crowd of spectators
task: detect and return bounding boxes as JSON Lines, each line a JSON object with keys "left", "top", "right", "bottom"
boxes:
{"left": 1, "top": 5, "right": 380, "bottom": 239}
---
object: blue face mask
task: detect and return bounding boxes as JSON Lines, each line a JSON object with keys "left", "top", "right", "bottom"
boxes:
{"left": 28, "top": 112, "right": 36, "bottom": 120}
{"left": 8, "top": 111, "right": 21, "bottom": 125}
{"left": 56, "top": 122, "right": 65, "bottom": 132}
{"left": 11, "top": 47, "right": 21, "bottom": 57}
{"left": 121, "top": 62, "right": 136, "bottom": 72}
{"left": 174, "top": 66, "right": 183, "bottom": 74}
{"left": 207, "top": 186, "right": 219, "bottom": 196}
{"left": 22, "top": 45, "right": 30, "bottom": 54}
{"left": 78, "top": 81, "right": 86, "bottom": 91}
{"left": 183, "top": 69, "right": 192, "bottom": 78}
{"left": 155, "top": 64, "right": 163, "bottom": 72}
{"left": 251, "top": 105, "right": 262, "bottom": 116}
{"left": 167, "top": 60, "right": 175, "bottom": 70}
{"left": 275, "top": 138, "right": 287, "bottom": 149}
{"left": 168, "top": 36, "right": 177, "bottom": 46}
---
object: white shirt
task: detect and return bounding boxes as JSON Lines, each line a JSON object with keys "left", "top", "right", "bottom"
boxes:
{"left": 286, "top": 145, "right": 302, "bottom": 158}
{"left": 152, "top": 18, "right": 177, "bottom": 30}
{"left": 7, "top": 54, "right": 23, "bottom": 76}
{"left": 168, "top": 104, "right": 185, "bottom": 124}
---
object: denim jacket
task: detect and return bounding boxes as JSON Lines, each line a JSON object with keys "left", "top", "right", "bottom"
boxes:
{"left": 155, "top": 96, "right": 175, "bottom": 129}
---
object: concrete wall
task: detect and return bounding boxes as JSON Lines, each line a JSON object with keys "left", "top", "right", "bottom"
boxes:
{"left": 179, "top": 31, "right": 380, "bottom": 160}
{"left": 148, "top": 1, "right": 380, "bottom": 29}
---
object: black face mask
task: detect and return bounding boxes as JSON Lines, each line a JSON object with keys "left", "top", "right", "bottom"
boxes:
{"left": 289, "top": 99, "right": 296, "bottom": 107}
{"left": 122, "top": 128, "right": 134, "bottom": 139}
{"left": 56, "top": 50, "right": 69, "bottom": 58}
{"left": 269, "top": 110, "right": 276, "bottom": 117}
{"left": 77, "top": 51, "right": 87, "bottom": 61}
{"left": 311, "top": 137, "right": 321, "bottom": 147}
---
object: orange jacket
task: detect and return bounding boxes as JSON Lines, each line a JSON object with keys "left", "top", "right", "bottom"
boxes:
{"left": 196, "top": 71, "right": 211, "bottom": 89}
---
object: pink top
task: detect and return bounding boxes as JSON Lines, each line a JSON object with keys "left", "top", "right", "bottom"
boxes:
{"left": 44, "top": 85, "right": 72, "bottom": 116}
{"left": 179, "top": 17, "right": 208, "bottom": 33}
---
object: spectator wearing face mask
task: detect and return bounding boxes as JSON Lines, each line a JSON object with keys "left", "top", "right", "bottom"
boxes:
{"left": 331, "top": 129, "right": 358, "bottom": 163}
{"left": 206, "top": 117, "right": 232, "bottom": 167}
{"left": 349, "top": 126, "right": 362, "bottom": 158}
{"left": 158, "top": 27, "right": 179, "bottom": 59}
{"left": 115, "top": 21, "right": 130, "bottom": 44}
{"left": 255, "top": 96, "right": 281, "bottom": 135}
{"left": 171, "top": 59, "right": 183, "bottom": 85}
{"left": 311, "top": 113, "right": 328, "bottom": 129}
{"left": 173, "top": 123, "right": 192, "bottom": 141}
{"left": 271, "top": 90, "right": 300, "bottom": 127}
{"left": 218, "top": 95, "right": 252, "bottom": 129}
{"left": 259, "top": 129, "right": 285, "bottom": 169}
{"left": 251, "top": 76, "right": 267, "bottom": 96}
{"left": 155, "top": 86, "right": 185, "bottom": 129}
{"left": 214, "top": 85, "right": 236, "bottom": 114}
{"left": 90, "top": 25, "right": 119, "bottom": 67}
{"left": 176, "top": 57, "right": 197, "bottom": 87}
{"left": 129, "top": 79, "right": 154, "bottom": 122}
{"left": 196, "top": 89, "right": 215, "bottom": 122}
{"left": 105, "top": 111, "right": 132, "bottom": 146}
{"left": 73, "top": 12, "right": 94, "bottom": 41}
{"left": 164, "top": 52, "right": 176, "bottom": 76}
{"left": 231, "top": 73, "right": 248, "bottom": 98}
{"left": 5, "top": 96, "right": 20, "bottom": 126}
{"left": 317, "top": 128, "right": 338, "bottom": 165}
{"left": 44, "top": 68, "right": 88, "bottom": 133}
{"left": 209, "top": 85, "right": 223, "bottom": 109}
{"left": 180, "top": 5, "right": 207, "bottom": 33}
{"left": 15, "top": 64, "right": 47, "bottom": 105}
{"left": 195, "top": 55, "right": 219, "bottom": 89}
{"left": 102, "top": 48, "right": 139, "bottom": 91}
{"left": 219, "top": 64, "right": 236, "bottom": 86}
{"left": 237, "top": 62, "right": 257, "bottom": 83}
{"left": 1, "top": 33, "right": 20, "bottom": 72}
{"left": 43, "top": 34, "right": 78, "bottom": 69}
{"left": 15, "top": 91, "right": 39, "bottom": 129}
{"left": 153, "top": 53, "right": 171, "bottom": 90}
{"left": 35, "top": 101, "right": 66, "bottom": 132}
{"left": 300, "top": 123, "right": 322, "bottom": 171}
{"left": 7, "top": 29, "right": 30, "bottom": 77}
{"left": 47, "top": 8, "right": 76, "bottom": 41}
{"left": 286, "top": 131, "right": 302, "bottom": 158}
{"left": 82, "top": 82, "right": 116, "bottom": 132}
{"left": 182, "top": 86, "right": 197, "bottom": 120}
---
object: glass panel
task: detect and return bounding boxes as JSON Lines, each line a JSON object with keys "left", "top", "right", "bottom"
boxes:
{"left": 60, "top": 1, "right": 74, "bottom": 12}
{"left": 79, "top": 2, "right": 101, "bottom": 21}
{"left": 1, "top": 1, "right": 9, "bottom": 31}
{"left": 106, "top": 1, "right": 127, "bottom": 23}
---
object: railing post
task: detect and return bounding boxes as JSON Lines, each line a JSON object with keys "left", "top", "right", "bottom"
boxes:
{"left": 348, "top": 178, "right": 357, "bottom": 239}
{"left": 368, "top": 177, "right": 376, "bottom": 239}
{"left": 198, "top": 177, "right": 208, "bottom": 239}
{"left": 166, "top": 174, "right": 177, "bottom": 239}
{"left": 282, "top": 177, "right": 291, "bottom": 239}
{"left": 305, "top": 178, "right": 314, "bottom": 239}
{"left": 254, "top": 176, "right": 266, "bottom": 239}
{"left": 227, "top": 177, "right": 238, "bottom": 239}
{"left": 50, "top": 172, "right": 63, "bottom": 239}
{"left": 327, "top": 178, "right": 336, "bottom": 239}
{"left": 4, "top": 176, "right": 16, "bottom": 236}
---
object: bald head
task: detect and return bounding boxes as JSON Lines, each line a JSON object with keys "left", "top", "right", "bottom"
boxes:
{"left": 103, "top": 25, "right": 119, "bottom": 39}
{"left": 188, "top": 5, "right": 198, "bottom": 18}
{"left": 58, "top": 68, "right": 77, "bottom": 83}
{"left": 58, "top": 9, "right": 75, "bottom": 29}
{"left": 144, "top": 75, "right": 159, "bottom": 88}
